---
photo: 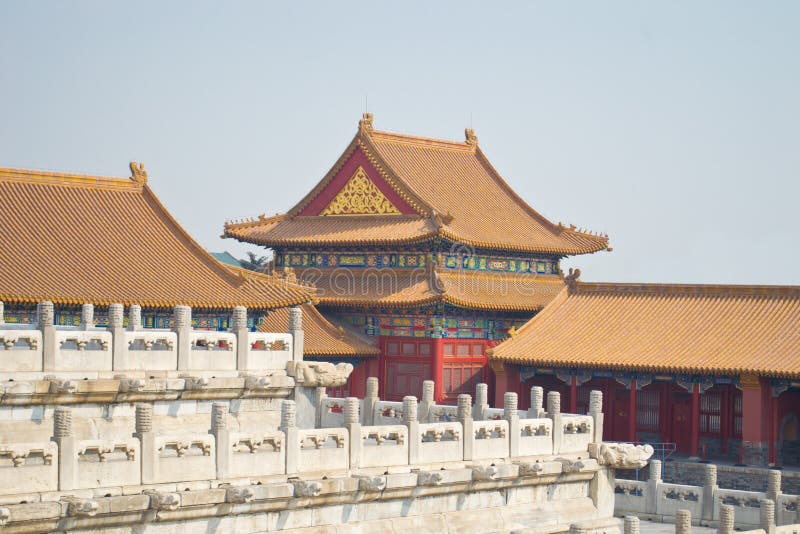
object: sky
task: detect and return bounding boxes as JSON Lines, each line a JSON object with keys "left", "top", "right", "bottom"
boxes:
{"left": 1, "top": 2, "right": 798, "bottom": 285}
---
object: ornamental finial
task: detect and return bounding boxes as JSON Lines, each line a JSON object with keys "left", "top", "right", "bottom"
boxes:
{"left": 465, "top": 128, "right": 478, "bottom": 146}
{"left": 564, "top": 267, "right": 581, "bottom": 287}
{"left": 359, "top": 112, "right": 374, "bottom": 132}
{"left": 129, "top": 161, "right": 148, "bottom": 184}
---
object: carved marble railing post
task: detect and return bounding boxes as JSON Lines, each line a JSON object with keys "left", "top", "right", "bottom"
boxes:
{"left": 760, "top": 498, "right": 776, "bottom": 534}
{"left": 766, "top": 469, "right": 781, "bottom": 503}
{"left": 718, "top": 504, "right": 734, "bottom": 534}
{"left": 231, "top": 306, "right": 251, "bottom": 370}
{"left": 403, "top": 396, "right": 420, "bottom": 465}
{"left": 702, "top": 464, "right": 718, "bottom": 521}
{"left": 344, "top": 397, "right": 362, "bottom": 468}
{"left": 675, "top": 509, "right": 691, "bottom": 534}
{"left": 128, "top": 305, "right": 142, "bottom": 331}
{"left": 281, "top": 400, "right": 299, "bottom": 474}
{"left": 419, "top": 380, "right": 435, "bottom": 423}
{"left": 458, "top": 394, "right": 474, "bottom": 461}
{"left": 548, "top": 391, "right": 563, "bottom": 454}
{"left": 39, "top": 301, "right": 55, "bottom": 371}
{"left": 588, "top": 390, "right": 604, "bottom": 443}
{"left": 623, "top": 516, "right": 640, "bottom": 534}
{"left": 53, "top": 407, "right": 77, "bottom": 490}
{"left": 135, "top": 404, "right": 156, "bottom": 484}
{"left": 288, "top": 307, "right": 304, "bottom": 362}
{"left": 174, "top": 305, "right": 192, "bottom": 371}
{"left": 646, "top": 460, "right": 662, "bottom": 515}
{"left": 80, "top": 303, "right": 94, "bottom": 330}
{"left": 363, "top": 377, "right": 379, "bottom": 426}
{"left": 315, "top": 387, "right": 327, "bottom": 429}
{"left": 474, "top": 383, "right": 489, "bottom": 421}
{"left": 504, "top": 392, "right": 520, "bottom": 457}
{"left": 528, "top": 386, "right": 544, "bottom": 418}
{"left": 211, "top": 402, "right": 230, "bottom": 479}
{"left": 286, "top": 361, "right": 353, "bottom": 429}
{"left": 108, "top": 303, "right": 127, "bottom": 370}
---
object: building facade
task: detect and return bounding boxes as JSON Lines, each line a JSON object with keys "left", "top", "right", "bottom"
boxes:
{"left": 0, "top": 163, "right": 376, "bottom": 361}
{"left": 489, "top": 279, "right": 800, "bottom": 467}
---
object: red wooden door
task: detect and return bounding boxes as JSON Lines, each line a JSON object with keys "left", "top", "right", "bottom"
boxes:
{"left": 611, "top": 387, "right": 631, "bottom": 441}
{"left": 671, "top": 392, "right": 692, "bottom": 453}
{"left": 381, "top": 338, "right": 433, "bottom": 401}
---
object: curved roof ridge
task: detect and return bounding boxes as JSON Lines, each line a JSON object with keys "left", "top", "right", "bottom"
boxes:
{"left": 140, "top": 185, "right": 248, "bottom": 287}
{"left": 368, "top": 129, "right": 474, "bottom": 152}
{"left": 225, "top": 213, "right": 286, "bottom": 232}
{"left": 0, "top": 166, "right": 140, "bottom": 190}
{"left": 473, "top": 148, "right": 609, "bottom": 247}
{"left": 286, "top": 134, "right": 362, "bottom": 217}
{"left": 573, "top": 281, "right": 800, "bottom": 297}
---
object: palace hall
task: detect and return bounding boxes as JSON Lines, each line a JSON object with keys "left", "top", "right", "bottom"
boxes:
{"left": 224, "top": 113, "right": 608, "bottom": 402}
{"left": 0, "top": 164, "right": 371, "bottom": 361}
{"left": 225, "top": 114, "right": 800, "bottom": 467}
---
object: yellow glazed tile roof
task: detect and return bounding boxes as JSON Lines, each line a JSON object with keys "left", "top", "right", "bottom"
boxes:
{"left": 292, "top": 268, "right": 564, "bottom": 312}
{"left": 0, "top": 166, "right": 312, "bottom": 310}
{"left": 226, "top": 214, "right": 439, "bottom": 246}
{"left": 258, "top": 304, "right": 379, "bottom": 357}
{"left": 225, "top": 116, "right": 609, "bottom": 255}
{"left": 489, "top": 281, "right": 800, "bottom": 378}
{"left": 436, "top": 271, "right": 565, "bottom": 311}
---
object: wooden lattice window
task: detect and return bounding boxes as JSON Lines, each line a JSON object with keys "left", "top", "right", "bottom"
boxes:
{"left": 636, "top": 389, "right": 660, "bottom": 433}
{"left": 733, "top": 391, "right": 743, "bottom": 437}
{"left": 700, "top": 391, "right": 722, "bottom": 435}
{"left": 443, "top": 363, "right": 484, "bottom": 396}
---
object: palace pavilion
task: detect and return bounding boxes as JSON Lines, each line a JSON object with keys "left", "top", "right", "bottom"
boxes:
{"left": 225, "top": 114, "right": 799, "bottom": 467}
{"left": 224, "top": 113, "right": 609, "bottom": 402}
{"left": 0, "top": 163, "right": 372, "bottom": 360}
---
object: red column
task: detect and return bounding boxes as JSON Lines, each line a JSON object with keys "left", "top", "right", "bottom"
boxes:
{"left": 628, "top": 380, "right": 637, "bottom": 442}
{"left": 690, "top": 384, "right": 700, "bottom": 458}
{"left": 365, "top": 357, "right": 380, "bottom": 382}
{"left": 660, "top": 382, "right": 671, "bottom": 443}
{"left": 769, "top": 392, "right": 777, "bottom": 465}
{"left": 491, "top": 362, "right": 520, "bottom": 407}
{"left": 569, "top": 376, "right": 578, "bottom": 414}
{"left": 720, "top": 387, "right": 730, "bottom": 455}
{"left": 432, "top": 337, "right": 444, "bottom": 402}
{"left": 741, "top": 375, "right": 769, "bottom": 465}
{"left": 377, "top": 336, "right": 387, "bottom": 396}
{"left": 348, "top": 360, "right": 366, "bottom": 398}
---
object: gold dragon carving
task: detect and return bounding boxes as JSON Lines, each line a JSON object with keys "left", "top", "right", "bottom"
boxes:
{"left": 320, "top": 166, "right": 401, "bottom": 216}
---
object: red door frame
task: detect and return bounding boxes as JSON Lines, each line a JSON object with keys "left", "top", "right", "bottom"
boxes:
{"left": 379, "top": 336, "right": 434, "bottom": 401}
{"left": 440, "top": 338, "right": 489, "bottom": 404}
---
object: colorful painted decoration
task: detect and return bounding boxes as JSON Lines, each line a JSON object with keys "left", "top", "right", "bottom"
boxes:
{"left": 320, "top": 166, "right": 401, "bottom": 216}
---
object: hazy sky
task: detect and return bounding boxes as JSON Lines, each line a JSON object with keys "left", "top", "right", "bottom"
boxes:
{"left": 2, "top": 2, "right": 798, "bottom": 285}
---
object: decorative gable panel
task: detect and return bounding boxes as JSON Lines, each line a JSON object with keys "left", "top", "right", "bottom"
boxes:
{"left": 320, "top": 167, "right": 400, "bottom": 216}
{"left": 298, "top": 146, "right": 417, "bottom": 216}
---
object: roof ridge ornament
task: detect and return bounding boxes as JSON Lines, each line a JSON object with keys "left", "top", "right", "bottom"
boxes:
{"left": 359, "top": 112, "right": 374, "bottom": 133}
{"left": 464, "top": 128, "right": 478, "bottom": 147}
{"left": 129, "top": 162, "right": 147, "bottom": 185}
{"left": 564, "top": 268, "right": 581, "bottom": 288}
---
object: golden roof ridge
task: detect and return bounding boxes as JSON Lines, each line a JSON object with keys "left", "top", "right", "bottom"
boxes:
{"left": 0, "top": 165, "right": 140, "bottom": 190}
{"left": 368, "top": 129, "right": 475, "bottom": 152}
{"left": 571, "top": 281, "right": 800, "bottom": 297}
